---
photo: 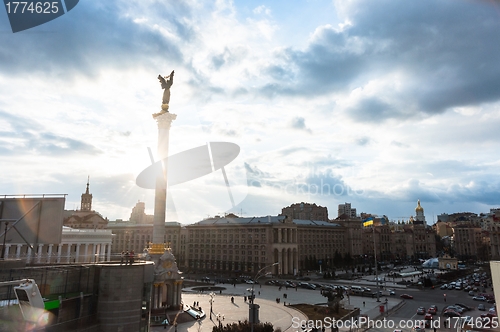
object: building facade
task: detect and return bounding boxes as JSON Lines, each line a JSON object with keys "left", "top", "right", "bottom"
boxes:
{"left": 281, "top": 202, "right": 329, "bottom": 222}
{"left": 338, "top": 202, "right": 357, "bottom": 219}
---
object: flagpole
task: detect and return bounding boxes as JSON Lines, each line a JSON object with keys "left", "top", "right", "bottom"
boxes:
{"left": 373, "top": 225, "right": 380, "bottom": 302}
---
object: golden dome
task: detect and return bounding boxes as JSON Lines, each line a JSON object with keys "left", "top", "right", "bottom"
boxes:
{"left": 415, "top": 199, "right": 424, "bottom": 212}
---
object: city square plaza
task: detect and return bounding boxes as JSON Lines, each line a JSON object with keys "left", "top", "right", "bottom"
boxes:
{"left": 151, "top": 277, "right": 404, "bottom": 332}
{"left": 150, "top": 265, "right": 500, "bottom": 332}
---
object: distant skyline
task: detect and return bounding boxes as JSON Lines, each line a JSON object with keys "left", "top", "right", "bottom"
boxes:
{"left": 1, "top": 0, "right": 500, "bottom": 224}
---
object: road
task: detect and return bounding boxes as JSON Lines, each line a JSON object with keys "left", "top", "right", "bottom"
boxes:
{"left": 365, "top": 286, "right": 497, "bottom": 331}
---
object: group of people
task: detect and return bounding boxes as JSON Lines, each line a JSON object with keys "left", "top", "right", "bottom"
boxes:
{"left": 120, "top": 250, "right": 135, "bottom": 265}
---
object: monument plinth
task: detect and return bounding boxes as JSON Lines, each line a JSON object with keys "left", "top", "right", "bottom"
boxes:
{"left": 146, "top": 71, "right": 182, "bottom": 311}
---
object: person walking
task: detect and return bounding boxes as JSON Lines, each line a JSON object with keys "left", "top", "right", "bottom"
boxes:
{"left": 120, "top": 251, "right": 125, "bottom": 265}
{"left": 125, "top": 250, "right": 130, "bottom": 265}
{"left": 129, "top": 250, "right": 135, "bottom": 265}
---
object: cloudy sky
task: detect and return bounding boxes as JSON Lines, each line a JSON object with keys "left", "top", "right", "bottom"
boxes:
{"left": 1, "top": 0, "right": 500, "bottom": 224}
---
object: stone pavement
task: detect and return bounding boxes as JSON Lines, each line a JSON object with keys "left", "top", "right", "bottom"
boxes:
{"left": 150, "top": 282, "right": 403, "bottom": 332}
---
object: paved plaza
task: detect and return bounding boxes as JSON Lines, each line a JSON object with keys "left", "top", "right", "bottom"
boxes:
{"left": 151, "top": 280, "right": 403, "bottom": 332}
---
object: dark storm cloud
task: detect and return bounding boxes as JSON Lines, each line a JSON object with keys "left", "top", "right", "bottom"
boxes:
{"left": 346, "top": 0, "right": 500, "bottom": 114}
{"left": 0, "top": 1, "right": 187, "bottom": 78}
{"left": 259, "top": 0, "right": 500, "bottom": 121}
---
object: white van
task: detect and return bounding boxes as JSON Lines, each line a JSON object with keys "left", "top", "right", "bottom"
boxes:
{"left": 350, "top": 286, "right": 364, "bottom": 294}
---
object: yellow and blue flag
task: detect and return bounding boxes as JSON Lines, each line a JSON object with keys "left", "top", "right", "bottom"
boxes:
{"left": 363, "top": 217, "right": 374, "bottom": 227}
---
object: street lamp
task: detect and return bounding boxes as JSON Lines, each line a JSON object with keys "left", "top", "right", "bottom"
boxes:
{"left": 209, "top": 292, "right": 215, "bottom": 320}
{"left": 373, "top": 225, "right": 381, "bottom": 302}
{"left": 250, "top": 262, "right": 279, "bottom": 332}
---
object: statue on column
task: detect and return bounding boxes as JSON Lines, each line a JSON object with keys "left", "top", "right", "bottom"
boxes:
{"left": 158, "top": 70, "right": 174, "bottom": 113}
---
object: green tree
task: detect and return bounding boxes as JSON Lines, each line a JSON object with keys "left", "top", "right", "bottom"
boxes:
{"left": 321, "top": 287, "right": 344, "bottom": 313}
{"left": 212, "top": 320, "right": 279, "bottom": 332}
{"left": 333, "top": 251, "right": 342, "bottom": 267}
{"left": 343, "top": 252, "right": 352, "bottom": 267}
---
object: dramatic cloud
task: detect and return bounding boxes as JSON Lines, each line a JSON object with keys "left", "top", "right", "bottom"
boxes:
{"left": 1, "top": 0, "right": 500, "bottom": 222}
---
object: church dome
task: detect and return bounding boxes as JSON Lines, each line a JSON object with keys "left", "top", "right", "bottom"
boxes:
{"left": 415, "top": 199, "right": 424, "bottom": 213}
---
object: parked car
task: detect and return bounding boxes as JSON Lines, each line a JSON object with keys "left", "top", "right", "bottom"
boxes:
{"left": 416, "top": 307, "right": 425, "bottom": 315}
{"left": 478, "top": 304, "right": 486, "bottom": 311}
{"left": 400, "top": 294, "right": 413, "bottom": 299}
{"left": 445, "top": 305, "right": 464, "bottom": 313}
{"left": 412, "top": 321, "right": 425, "bottom": 331}
{"left": 455, "top": 303, "right": 473, "bottom": 311}
{"left": 469, "top": 290, "right": 475, "bottom": 296}
{"left": 480, "top": 312, "right": 497, "bottom": 319}
{"left": 473, "top": 296, "right": 486, "bottom": 301}
{"left": 441, "top": 284, "right": 448, "bottom": 290}
{"left": 443, "top": 310, "right": 461, "bottom": 317}
{"left": 300, "top": 283, "right": 316, "bottom": 290}
{"left": 427, "top": 306, "right": 437, "bottom": 315}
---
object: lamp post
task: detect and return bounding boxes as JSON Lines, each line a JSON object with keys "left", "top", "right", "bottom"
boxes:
{"left": 373, "top": 225, "right": 380, "bottom": 302}
{"left": 250, "top": 262, "right": 279, "bottom": 332}
{"left": 209, "top": 292, "right": 215, "bottom": 320}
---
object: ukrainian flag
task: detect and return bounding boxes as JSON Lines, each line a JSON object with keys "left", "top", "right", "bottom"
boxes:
{"left": 363, "top": 217, "right": 374, "bottom": 227}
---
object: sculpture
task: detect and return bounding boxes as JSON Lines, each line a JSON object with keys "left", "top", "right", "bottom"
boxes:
{"left": 158, "top": 70, "right": 175, "bottom": 111}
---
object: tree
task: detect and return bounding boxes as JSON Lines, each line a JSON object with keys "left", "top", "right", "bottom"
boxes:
{"left": 212, "top": 320, "right": 279, "bottom": 332}
{"left": 321, "top": 287, "right": 344, "bottom": 313}
{"left": 343, "top": 252, "right": 353, "bottom": 267}
{"left": 333, "top": 251, "right": 342, "bottom": 267}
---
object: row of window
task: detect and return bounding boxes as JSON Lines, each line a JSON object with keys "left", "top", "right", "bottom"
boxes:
{"left": 191, "top": 255, "right": 265, "bottom": 262}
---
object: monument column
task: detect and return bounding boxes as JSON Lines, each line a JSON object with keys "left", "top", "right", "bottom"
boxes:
{"left": 150, "top": 112, "right": 177, "bottom": 249}
{"left": 141, "top": 71, "right": 183, "bottom": 312}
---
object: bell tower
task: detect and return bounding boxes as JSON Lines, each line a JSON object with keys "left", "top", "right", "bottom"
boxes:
{"left": 80, "top": 176, "right": 92, "bottom": 211}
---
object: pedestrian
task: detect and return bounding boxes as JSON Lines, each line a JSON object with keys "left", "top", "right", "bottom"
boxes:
{"left": 363, "top": 301, "right": 365, "bottom": 307}
{"left": 125, "top": 250, "right": 130, "bottom": 265}
{"left": 258, "top": 291, "right": 260, "bottom": 295}
{"left": 197, "top": 301, "right": 199, "bottom": 307}
{"left": 120, "top": 251, "right": 125, "bottom": 264}
{"left": 129, "top": 250, "right": 135, "bottom": 264}
{"left": 193, "top": 301, "right": 196, "bottom": 307}
{"left": 244, "top": 296, "right": 247, "bottom": 302}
